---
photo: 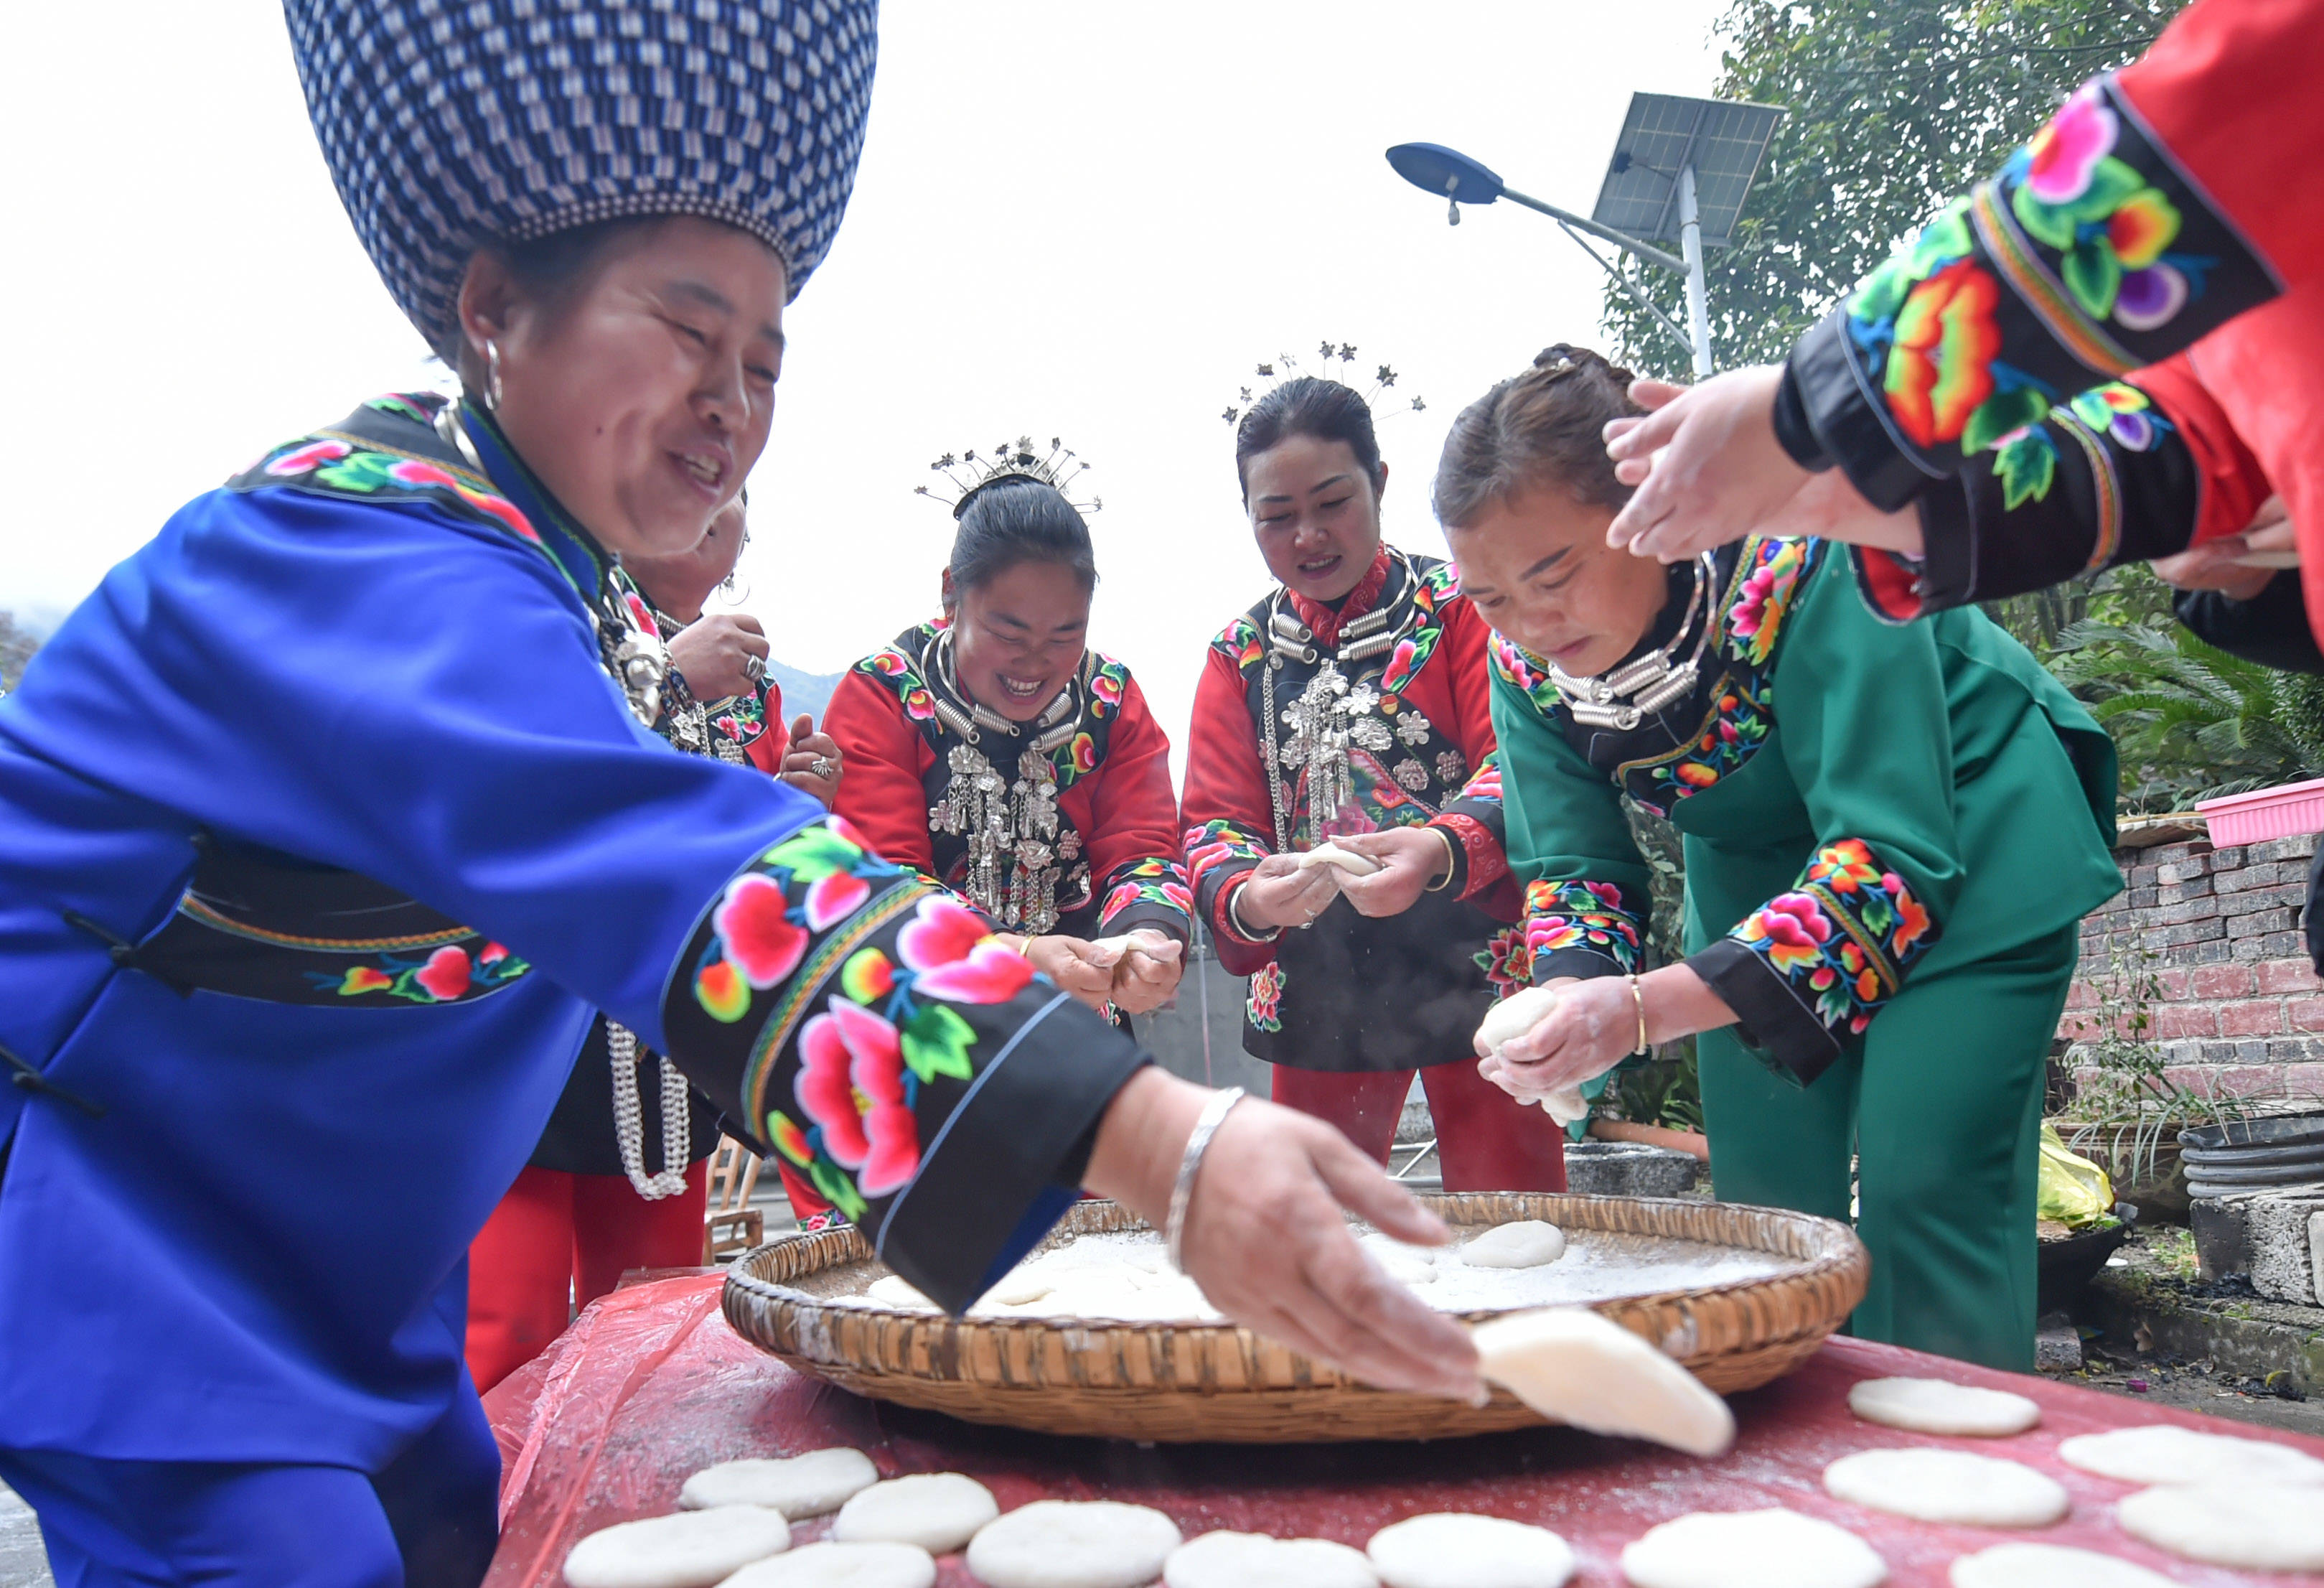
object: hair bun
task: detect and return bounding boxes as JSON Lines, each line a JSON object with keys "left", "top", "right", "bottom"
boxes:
{"left": 1533, "top": 343, "right": 1587, "bottom": 371}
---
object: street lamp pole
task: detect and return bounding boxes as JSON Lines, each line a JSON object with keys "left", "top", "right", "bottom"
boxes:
{"left": 1675, "top": 163, "right": 1713, "bottom": 380}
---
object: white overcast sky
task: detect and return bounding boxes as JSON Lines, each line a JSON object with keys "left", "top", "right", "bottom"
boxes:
{"left": 0, "top": 1, "right": 1731, "bottom": 773}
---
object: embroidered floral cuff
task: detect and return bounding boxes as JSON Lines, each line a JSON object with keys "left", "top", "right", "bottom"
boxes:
{"left": 1522, "top": 879, "right": 1645, "bottom": 984}
{"left": 1800, "top": 75, "right": 2275, "bottom": 513}
{"left": 1098, "top": 858, "right": 1195, "bottom": 948}
{"left": 659, "top": 816, "right": 1147, "bottom": 1313}
{"left": 1185, "top": 818, "right": 1279, "bottom": 973}
{"left": 1689, "top": 839, "right": 1937, "bottom": 1085}
{"left": 1437, "top": 752, "right": 1510, "bottom": 900}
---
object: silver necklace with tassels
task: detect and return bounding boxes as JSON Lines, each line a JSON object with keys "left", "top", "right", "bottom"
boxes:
{"left": 1550, "top": 554, "right": 1719, "bottom": 732}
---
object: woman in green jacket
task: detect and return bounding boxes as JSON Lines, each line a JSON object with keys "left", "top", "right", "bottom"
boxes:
{"left": 1439, "top": 347, "right": 2122, "bottom": 1369}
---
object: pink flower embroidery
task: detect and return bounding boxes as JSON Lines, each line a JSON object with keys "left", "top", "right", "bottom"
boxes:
{"left": 1743, "top": 892, "right": 1833, "bottom": 977}
{"left": 915, "top": 941, "right": 1035, "bottom": 1005}
{"left": 713, "top": 873, "right": 809, "bottom": 986}
{"left": 2023, "top": 83, "right": 2117, "bottom": 206}
{"left": 805, "top": 870, "right": 871, "bottom": 932}
{"left": 266, "top": 439, "right": 350, "bottom": 476}
{"left": 795, "top": 1000, "right": 921, "bottom": 1196}
{"left": 413, "top": 945, "right": 473, "bottom": 1001}
{"left": 897, "top": 895, "right": 990, "bottom": 971}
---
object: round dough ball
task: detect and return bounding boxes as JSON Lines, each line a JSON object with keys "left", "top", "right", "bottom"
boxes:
{"left": 717, "top": 1541, "right": 937, "bottom": 1588}
{"left": 1471, "top": 1307, "right": 1733, "bottom": 1458}
{"left": 1846, "top": 1378, "right": 2040, "bottom": 1438}
{"left": 1823, "top": 1448, "right": 2068, "bottom": 1528}
{"left": 830, "top": 1472, "right": 998, "bottom": 1554}
{"left": 1618, "top": 1508, "right": 1886, "bottom": 1588}
{"left": 2117, "top": 1480, "right": 2324, "bottom": 1573}
{"left": 1475, "top": 986, "right": 1561, "bottom": 1055}
{"left": 680, "top": 1449, "right": 878, "bottom": 1518}
{"left": 2057, "top": 1423, "right": 2324, "bottom": 1487}
{"left": 863, "top": 1275, "right": 935, "bottom": 1310}
{"left": 1365, "top": 1513, "right": 1574, "bottom": 1588}
{"left": 1459, "top": 1221, "right": 1567, "bottom": 1269}
{"left": 1166, "top": 1531, "right": 1379, "bottom": 1588}
{"left": 561, "top": 1505, "right": 791, "bottom": 1588}
{"left": 965, "top": 1500, "right": 1182, "bottom": 1588}
{"left": 1947, "top": 1542, "right": 2182, "bottom": 1588}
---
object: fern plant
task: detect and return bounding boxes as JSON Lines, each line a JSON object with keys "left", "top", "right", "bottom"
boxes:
{"left": 2049, "top": 615, "right": 2324, "bottom": 811}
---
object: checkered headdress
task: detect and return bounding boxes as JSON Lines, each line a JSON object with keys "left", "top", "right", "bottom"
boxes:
{"left": 284, "top": 0, "right": 880, "bottom": 349}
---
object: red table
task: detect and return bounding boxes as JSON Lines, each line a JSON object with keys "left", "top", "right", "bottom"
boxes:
{"left": 482, "top": 1274, "right": 2324, "bottom": 1587}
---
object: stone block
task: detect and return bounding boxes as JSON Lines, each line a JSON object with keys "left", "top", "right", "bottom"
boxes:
{"left": 2252, "top": 833, "right": 2319, "bottom": 863}
{"left": 2160, "top": 899, "right": 2223, "bottom": 926}
{"left": 2129, "top": 864, "right": 2162, "bottom": 888}
{"left": 2154, "top": 1004, "right": 2218, "bottom": 1040}
{"left": 2191, "top": 939, "right": 2236, "bottom": 965}
{"left": 2157, "top": 855, "right": 2212, "bottom": 883}
{"left": 2259, "top": 931, "right": 2309, "bottom": 958}
{"left": 2034, "top": 1314, "right": 2084, "bottom": 1373}
{"left": 2313, "top": 1210, "right": 2324, "bottom": 1309}
{"left": 1560, "top": 1141, "right": 1702, "bottom": 1198}
{"left": 2246, "top": 1194, "right": 2324, "bottom": 1305}
{"left": 2156, "top": 881, "right": 2216, "bottom": 907}
{"left": 2126, "top": 887, "right": 2160, "bottom": 910}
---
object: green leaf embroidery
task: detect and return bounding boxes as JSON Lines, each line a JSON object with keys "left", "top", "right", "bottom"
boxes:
{"left": 1962, "top": 386, "right": 2051, "bottom": 457}
{"left": 900, "top": 1003, "right": 977, "bottom": 1083}
{"left": 1995, "top": 429, "right": 2060, "bottom": 510}
{"left": 762, "top": 826, "right": 858, "bottom": 883}
{"left": 808, "top": 1158, "right": 868, "bottom": 1222}
{"left": 2061, "top": 242, "right": 2122, "bottom": 319}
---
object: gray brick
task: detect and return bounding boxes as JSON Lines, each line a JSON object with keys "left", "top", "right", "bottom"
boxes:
{"left": 2252, "top": 833, "right": 2320, "bottom": 863}
{"left": 2155, "top": 879, "right": 2216, "bottom": 905}
{"left": 2199, "top": 1041, "right": 2241, "bottom": 1063}
{"left": 2261, "top": 931, "right": 2310, "bottom": 958}
{"left": 2219, "top": 889, "right": 2291, "bottom": 919}
{"left": 2157, "top": 856, "right": 2213, "bottom": 884}
{"left": 2126, "top": 887, "right": 2160, "bottom": 910}
{"left": 2145, "top": 921, "right": 2227, "bottom": 948}
{"left": 2226, "top": 911, "right": 2292, "bottom": 938}
{"left": 2213, "top": 861, "right": 2281, "bottom": 894}
{"left": 2211, "top": 844, "right": 2246, "bottom": 868}
{"left": 2160, "top": 900, "right": 2224, "bottom": 926}
{"left": 2267, "top": 1037, "right": 2324, "bottom": 1063}
{"left": 2191, "top": 940, "right": 2236, "bottom": 964}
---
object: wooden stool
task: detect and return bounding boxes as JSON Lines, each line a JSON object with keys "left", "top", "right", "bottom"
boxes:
{"left": 702, "top": 1135, "right": 765, "bottom": 1263}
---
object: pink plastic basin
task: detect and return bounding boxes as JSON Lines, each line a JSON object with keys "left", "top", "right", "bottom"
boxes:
{"left": 2196, "top": 777, "right": 2324, "bottom": 846}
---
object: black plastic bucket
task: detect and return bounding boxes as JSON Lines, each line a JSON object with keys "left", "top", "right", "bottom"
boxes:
{"left": 2180, "top": 1113, "right": 2324, "bottom": 1200}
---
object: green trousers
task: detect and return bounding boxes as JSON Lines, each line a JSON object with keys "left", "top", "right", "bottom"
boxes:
{"left": 1696, "top": 924, "right": 2081, "bottom": 1371}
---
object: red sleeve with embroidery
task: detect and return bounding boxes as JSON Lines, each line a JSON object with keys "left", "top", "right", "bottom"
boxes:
{"left": 1179, "top": 632, "right": 1281, "bottom": 977}
{"left": 1422, "top": 596, "right": 1516, "bottom": 914}
{"left": 825, "top": 670, "right": 937, "bottom": 879}
{"left": 2115, "top": 0, "right": 2324, "bottom": 281}
{"left": 1067, "top": 675, "right": 1193, "bottom": 945}
{"left": 743, "top": 681, "right": 791, "bottom": 777}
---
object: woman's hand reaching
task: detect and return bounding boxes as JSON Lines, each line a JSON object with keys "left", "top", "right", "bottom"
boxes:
{"left": 1082, "top": 1068, "right": 1484, "bottom": 1402}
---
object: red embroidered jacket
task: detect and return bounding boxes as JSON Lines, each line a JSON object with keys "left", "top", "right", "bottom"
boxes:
{"left": 825, "top": 622, "right": 1191, "bottom": 945}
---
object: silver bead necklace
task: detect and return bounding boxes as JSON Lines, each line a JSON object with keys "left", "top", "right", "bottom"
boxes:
{"left": 606, "top": 1019, "right": 691, "bottom": 1200}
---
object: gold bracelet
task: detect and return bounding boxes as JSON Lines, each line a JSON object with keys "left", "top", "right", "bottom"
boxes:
{"left": 1016, "top": 935, "right": 1036, "bottom": 961}
{"left": 1626, "top": 973, "right": 1650, "bottom": 1056}
{"left": 1423, "top": 825, "right": 1458, "bottom": 893}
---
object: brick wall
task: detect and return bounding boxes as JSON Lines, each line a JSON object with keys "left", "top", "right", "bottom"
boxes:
{"left": 2063, "top": 832, "right": 2324, "bottom": 1101}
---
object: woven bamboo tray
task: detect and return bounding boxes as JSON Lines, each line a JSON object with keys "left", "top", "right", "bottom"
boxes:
{"left": 721, "top": 1192, "right": 1868, "bottom": 1443}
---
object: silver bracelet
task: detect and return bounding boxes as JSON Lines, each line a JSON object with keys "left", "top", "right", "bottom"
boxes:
{"left": 1165, "top": 1086, "right": 1247, "bottom": 1274}
{"left": 1224, "top": 880, "right": 1281, "bottom": 943}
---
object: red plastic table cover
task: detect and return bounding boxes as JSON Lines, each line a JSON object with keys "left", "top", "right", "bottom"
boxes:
{"left": 482, "top": 1272, "right": 2324, "bottom": 1587}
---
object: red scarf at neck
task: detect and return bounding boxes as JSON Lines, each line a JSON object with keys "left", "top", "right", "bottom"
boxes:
{"left": 1287, "top": 546, "right": 1392, "bottom": 649}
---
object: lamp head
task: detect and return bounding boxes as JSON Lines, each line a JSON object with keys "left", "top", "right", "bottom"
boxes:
{"left": 1385, "top": 142, "right": 1505, "bottom": 227}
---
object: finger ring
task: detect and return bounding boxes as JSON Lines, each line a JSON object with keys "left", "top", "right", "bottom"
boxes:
{"left": 744, "top": 655, "right": 767, "bottom": 683}
{"left": 810, "top": 755, "right": 836, "bottom": 780}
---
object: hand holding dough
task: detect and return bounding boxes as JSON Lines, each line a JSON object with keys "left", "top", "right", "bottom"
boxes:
{"left": 1473, "top": 987, "right": 1586, "bottom": 1124}
{"left": 1471, "top": 1307, "right": 1733, "bottom": 1457}
{"left": 1296, "top": 841, "right": 1383, "bottom": 877}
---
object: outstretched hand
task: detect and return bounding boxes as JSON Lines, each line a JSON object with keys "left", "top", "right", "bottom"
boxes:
{"left": 1603, "top": 368, "right": 1804, "bottom": 561}
{"left": 1083, "top": 1068, "right": 1484, "bottom": 1401}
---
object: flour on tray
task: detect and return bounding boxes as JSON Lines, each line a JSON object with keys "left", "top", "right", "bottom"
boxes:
{"left": 833, "top": 1224, "right": 1784, "bottom": 1324}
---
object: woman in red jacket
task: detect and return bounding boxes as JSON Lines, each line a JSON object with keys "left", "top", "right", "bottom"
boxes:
{"left": 825, "top": 454, "right": 1191, "bottom": 1042}
{"left": 1179, "top": 375, "right": 1565, "bottom": 1190}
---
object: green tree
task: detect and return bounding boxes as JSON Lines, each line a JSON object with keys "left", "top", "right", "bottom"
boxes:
{"left": 1599, "top": 0, "right": 2178, "bottom": 380}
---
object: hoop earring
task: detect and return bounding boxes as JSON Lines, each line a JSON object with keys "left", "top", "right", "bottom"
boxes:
{"left": 484, "top": 339, "right": 505, "bottom": 410}
{"left": 722, "top": 575, "right": 751, "bottom": 603}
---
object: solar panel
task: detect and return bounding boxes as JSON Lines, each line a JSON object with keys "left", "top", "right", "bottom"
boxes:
{"left": 1589, "top": 93, "right": 1783, "bottom": 249}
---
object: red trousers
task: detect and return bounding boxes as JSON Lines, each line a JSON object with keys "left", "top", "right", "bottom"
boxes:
{"left": 1272, "top": 1058, "right": 1568, "bottom": 1192}
{"left": 464, "top": 1161, "right": 709, "bottom": 1393}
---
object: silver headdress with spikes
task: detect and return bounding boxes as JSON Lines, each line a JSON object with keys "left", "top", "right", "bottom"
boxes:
{"left": 1222, "top": 342, "right": 1428, "bottom": 428}
{"left": 915, "top": 436, "right": 1102, "bottom": 520}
